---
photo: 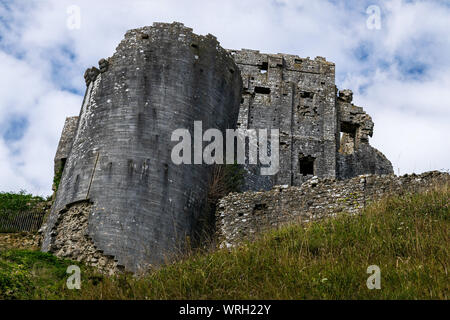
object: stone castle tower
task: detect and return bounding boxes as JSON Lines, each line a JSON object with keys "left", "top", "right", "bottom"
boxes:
{"left": 42, "top": 22, "right": 392, "bottom": 273}
{"left": 229, "top": 49, "right": 392, "bottom": 190}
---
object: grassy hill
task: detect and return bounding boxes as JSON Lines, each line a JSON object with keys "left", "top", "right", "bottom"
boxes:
{"left": 0, "top": 185, "right": 448, "bottom": 299}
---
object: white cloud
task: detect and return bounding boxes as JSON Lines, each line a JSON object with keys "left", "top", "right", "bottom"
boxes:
{"left": 0, "top": 51, "right": 81, "bottom": 195}
{"left": 0, "top": 0, "right": 449, "bottom": 195}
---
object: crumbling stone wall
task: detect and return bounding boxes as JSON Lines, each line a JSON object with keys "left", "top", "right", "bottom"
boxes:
{"left": 336, "top": 90, "right": 393, "bottom": 179}
{"left": 55, "top": 52, "right": 394, "bottom": 195}
{"left": 48, "top": 201, "right": 119, "bottom": 275}
{"left": 229, "top": 50, "right": 338, "bottom": 190}
{"left": 215, "top": 171, "right": 449, "bottom": 248}
{"left": 55, "top": 49, "right": 394, "bottom": 195}
{"left": 47, "top": 22, "right": 396, "bottom": 273}
{"left": 42, "top": 22, "right": 242, "bottom": 273}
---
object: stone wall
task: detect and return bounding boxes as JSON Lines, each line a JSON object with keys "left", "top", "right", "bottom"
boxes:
{"left": 42, "top": 22, "right": 242, "bottom": 273}
{"left": 53, "top": 117, "right": 78, "bottom": 192}
{"left": 47, "top": 22, "right": 396, "bottom": 273}
{"left": 215, "top": 171, "right": 449, "bottom": 248}
{"left": 228, "top": 50, "right": 393, "bottom": 191}
{"left": 336, "top": 91, "right": 393, "bottom": 179}
{"left": 54, "top": 49, "right": 394, "bottom": 195}
{"left": 0, "top": 232, "right": 41, "bottom": 250}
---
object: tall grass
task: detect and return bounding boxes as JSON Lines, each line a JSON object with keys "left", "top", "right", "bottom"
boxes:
{"left": 0, "top": 185, "right": 448, "bottom": 300}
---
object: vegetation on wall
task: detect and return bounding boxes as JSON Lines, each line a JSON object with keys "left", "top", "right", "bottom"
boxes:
{"left": 53, "top": 168, "right": 63, "bottom": 193}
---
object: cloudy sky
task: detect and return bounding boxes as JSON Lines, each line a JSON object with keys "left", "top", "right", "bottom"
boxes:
{"left": 0, "top": 0, "right": 449, "bottom": 196}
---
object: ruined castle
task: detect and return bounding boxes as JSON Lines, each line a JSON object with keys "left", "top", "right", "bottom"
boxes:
{"left": 42, "top": 22, "right": 393, "bottom": 273}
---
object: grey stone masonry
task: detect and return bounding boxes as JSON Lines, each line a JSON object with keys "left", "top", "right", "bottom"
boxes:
{"left": 215, "top": 171, "right": 449, "bottom": 248}
{"left": 229, "top": 50, "right": 338, "bottom": 191}
{"left": 56, "top": 51, "right": 393, "bottom": 194}
{"left": 42, "top": 22, "right": 242, "bottom": 273}
{"left": 50, "top": 200, "right": 119, "bottom": 275}
{"left": 47, "top": 22, "right": 395, "bottom": 273}
{"left": 53, "top": 116, "right": 78, "bottom": 191}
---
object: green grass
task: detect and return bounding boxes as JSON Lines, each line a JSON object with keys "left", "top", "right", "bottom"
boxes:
{"left": 0, "top": 250, "right": 81, "bottom": 299}
{"left": 0, "top": 186, "right": 448, "bottom": 299}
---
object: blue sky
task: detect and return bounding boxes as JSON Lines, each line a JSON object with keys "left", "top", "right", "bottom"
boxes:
{"left": 0, "top": 0, "right": 449, "bottom": 196}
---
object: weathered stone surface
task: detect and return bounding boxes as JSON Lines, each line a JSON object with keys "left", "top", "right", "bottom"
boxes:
{"left": 83, "top": 67, "right": 100, "bottom": 86}
{"left": 55, "top": 35, "right": 394, "bottom": 193}
{"left": 338, "top": 89, "right": 353, "bottom": 103}
{"left": 337, "top": 98, "right": 393, "bottom": 178}
{"left": 60, "top": 48, "right": 393, "bottom": 194}
{"left": 47, "top": 22, "right": 396, "bottom": 273}
{"left": 0, "top": 232, "right": 41, "bottom": 250}
{"left": 229, "top": 50, "right": 338, "bottom": 190}
{"left": 53, "top": 116, "right": 78, "bottom": 192}
{"left": 98, "top": 58, "right": 109, "bottom": 73}
{"left": 216, "top": 171, "right": 449, "bottom": 248}
{"left": 228, "top": 50, "right": 393, "bottom": 190}
{"left": 49, "top": 201, "right": 119, "bottom": 275}
{"left": 43, "top": 22, "right": 242, "bottom": 273}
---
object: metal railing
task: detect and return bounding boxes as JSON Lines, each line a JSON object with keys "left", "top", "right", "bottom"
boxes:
{"left": 0, "top": 210, "right": 46, "bottom": 233}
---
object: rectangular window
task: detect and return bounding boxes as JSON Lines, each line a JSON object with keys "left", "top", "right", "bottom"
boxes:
{"left": 299, "top": 155, "right": 315, "bottom": 176}
{"left": 254, "top": 86, "right": 271, "bottom": 94}
{"left": 339, "top": 122, "right": 358, "bottom": 154}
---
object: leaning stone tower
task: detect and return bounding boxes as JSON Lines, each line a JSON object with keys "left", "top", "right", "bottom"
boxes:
{"left": 41, "top": 22, "right": 242, "bottom": 273}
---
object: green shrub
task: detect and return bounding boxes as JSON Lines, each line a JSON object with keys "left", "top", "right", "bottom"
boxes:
{"left": 53, "top": 168, "right": 63, "bottom": 193}
{"left": 0, "top": 191, "right": 45, "bottom": 216}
